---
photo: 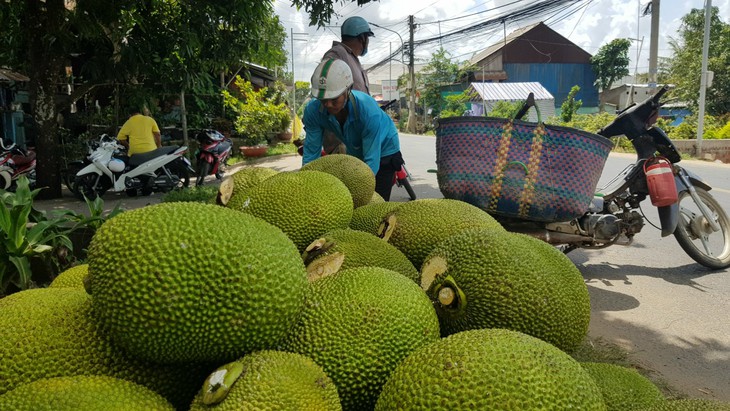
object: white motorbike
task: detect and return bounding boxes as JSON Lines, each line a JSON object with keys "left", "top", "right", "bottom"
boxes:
{"left": 72, "top": 134, "right": 192, "bottom": 200}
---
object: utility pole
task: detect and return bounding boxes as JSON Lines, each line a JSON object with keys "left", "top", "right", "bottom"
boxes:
{"left": 407, "top": 15, "right": 417, "bottom": 134}
{"left": 648, "top": 0, "right": 660, "bottom": 87}
{"left": 290, "top": 29, "right": 308, "bottom": 131}
{"left": 696, "top": 0, "right": 712, "bottom": 157}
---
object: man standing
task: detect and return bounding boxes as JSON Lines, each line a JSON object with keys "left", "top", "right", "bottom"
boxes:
{"left": 117, "top": 108, "right": 162, "bottom": 156}
{"left": 320, "top": 16, "right": 375, "bottom": 154}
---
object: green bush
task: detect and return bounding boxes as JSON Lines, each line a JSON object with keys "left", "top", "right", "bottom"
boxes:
{"left": 669, "top": 114, "right": 725, "bottom": 140}
{"left": 161, "top": 186, "right": 219, "bottom": 204}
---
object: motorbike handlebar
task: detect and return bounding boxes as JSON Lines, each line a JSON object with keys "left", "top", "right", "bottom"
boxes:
{"left": 598, "top": 84, "right": 670, "bottom": 139}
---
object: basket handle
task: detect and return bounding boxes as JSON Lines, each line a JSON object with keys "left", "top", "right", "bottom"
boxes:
{"left": 503, "top": 160, "right": 529, "bottom": 175}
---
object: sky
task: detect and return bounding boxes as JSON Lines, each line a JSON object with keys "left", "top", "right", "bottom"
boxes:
{"left": 273, "top": 0, "right": 730, "bottom": 83}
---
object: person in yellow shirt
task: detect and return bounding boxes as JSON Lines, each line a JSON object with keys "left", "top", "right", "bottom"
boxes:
{"left": 117, "top": 108, "right": 162, "bottom": 155}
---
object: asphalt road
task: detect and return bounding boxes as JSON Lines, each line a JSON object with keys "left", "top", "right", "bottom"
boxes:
{"left": 35, "top": 132, "right": 730, "bottom": 400}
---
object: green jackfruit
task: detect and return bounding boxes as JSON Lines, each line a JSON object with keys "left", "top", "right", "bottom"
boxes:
{"left": 283, "top": 267, "right": 440, "bottom": 411}
{"left": 349, "top": 202, "right": 402, "bottom": 235}
{"left": 302, "top": 228, "right": 418, "bottom": 283}
{"left": 378, "top": 198, "right": 504, "bottom": 268}
{"left": 48, "top": 264, "right": 88, "bottom": 289}
{"left": 375, "top": 328, "right": 607, "bottom": 410}
{"left": 301, "top": 154, "right": 375, "bottom": 208}
{"left": 190, "top": 351, "right": 341, "bottom": 410}
{"left": 420, "top": 228, "right": 590, "bottom": 352}
{"left": 87, "top": 202, "right": 307, "bottom": 364}
{"left": 236, "top": 170, "right": 353, "bottom": 251}
{"left": 0, "top": 288, "right": 208, "bottom": 408}
{"left": 220, "top": 166, "right": 278, "bottom": 210}
{"left": 369, "top": 191, "right": 385, "bottom": 204}
{"left": 581, "top": 362, "right": 664, "bottom": 411}
{"left": 0, "top": 375, "right": 175, "bottom": 411}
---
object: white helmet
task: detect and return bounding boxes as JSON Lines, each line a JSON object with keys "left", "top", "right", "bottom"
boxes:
{"left": 310, "top": 58, "right": 353, "bottom": 100}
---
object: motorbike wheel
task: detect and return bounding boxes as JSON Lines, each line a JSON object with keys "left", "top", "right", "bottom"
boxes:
{"left": 196, "top": 162, "right": 211, "bottom": 186}
{"left": 62, "top": 163, "right": 85, "bottom": 194}
{"left": 72, "top": 174, "right": 109, "bottom": 201}
{"left": 673, "top": 187, "right": 730, "bottom": 269}
{"left": 170, "top": 161, "right": 191, "bottom": 189}
{"left": 397, "top": 178, "right": 417, "bottom": 201}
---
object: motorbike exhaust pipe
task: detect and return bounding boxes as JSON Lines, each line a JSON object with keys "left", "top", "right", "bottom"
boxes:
{"left": 509, "top": 228, "right": 593, "bottom": 245}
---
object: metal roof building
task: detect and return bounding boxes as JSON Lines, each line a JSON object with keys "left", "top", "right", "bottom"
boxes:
{"left": 466, "top": 82, "right": 555, "bottom": 122}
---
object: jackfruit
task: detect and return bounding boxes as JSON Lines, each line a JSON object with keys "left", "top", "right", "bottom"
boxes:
{"left": 219, "top": 166, "right": 278, "bottom": 209}
{"left": 377, "top": 198, "right": 503, "bottom": 268}
{"left": 48, "top": 264, "right": 88, "bottom": 289}
{"left": 638, "top": 399, "right": 730, "bottom": 410}
{"left": 236, "top": 170, "right": 353, "bottom": 251}
{"left": 301, "top": 154, "right": 376, "bottom": 208}
{"left": 349, "top": 202, "right": 402, "bottom": 235}
{"left": 369, "top": 191, "right": 385, "bottom": 204}
{"left": 0, "top": 375, "right": 175, "bottom": 411}
{"left": 375, "top": 328, "right": 606, "bottom": 410}
{"left": 87, "top": 202, "right": 307, "bottom": 364}
{"left": 302, "top": 229, "right": 418, "bottom": 283}
{"left": 581, "top": 362, "right": 664, "bottom": 411}
{"left": 420, "top": 228, "right": 590, "bottom": 352}
{"left": 283, "top": 267, "right": 440, "bottom": 411}
{"left": 189, "top": 350, "right": 341, "bottom": 410}
{"left": 0, "top": 288, "right": 208, "bottom": 408}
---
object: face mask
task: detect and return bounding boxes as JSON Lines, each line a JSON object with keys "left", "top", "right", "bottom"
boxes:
{"left": 360, "top": 36, "right": 369, "bottom": 57}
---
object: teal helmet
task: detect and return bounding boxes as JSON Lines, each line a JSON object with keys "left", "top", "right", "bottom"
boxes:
{"left": 341, "top": 16, "right": 374, "bottom": 38}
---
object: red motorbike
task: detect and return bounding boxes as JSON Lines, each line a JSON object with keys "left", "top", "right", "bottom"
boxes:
{"left": 195, "top": 129, "right": 232, "bottom": 186}
{"left": 0, "top": 139, "right": 36, "bottom": 191}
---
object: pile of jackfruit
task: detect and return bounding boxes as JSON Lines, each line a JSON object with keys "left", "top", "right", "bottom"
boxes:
{"left": 1, "top": 154, "right": 728, "bottom": 411}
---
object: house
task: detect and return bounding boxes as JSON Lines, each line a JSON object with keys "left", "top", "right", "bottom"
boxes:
{"left": 465, "top": 82, "right": 555, "bottom": 122}
{"left": 601, "top": 83, "right": 688, "bottom": 125}
{"left": 469, "top": 22, "right": 598, "bottom": 111}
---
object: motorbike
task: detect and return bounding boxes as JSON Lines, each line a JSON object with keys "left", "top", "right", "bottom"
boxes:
{"left": 0, "top": 139, "right": 36, "bottom": 191}
{"left": 438, "top": 86, "right": 729, "bottom": 269}
{"left": 72, "top": 134, "right": 193, "bottom": 200}
{"left": 194, "top": 129, "right": 232, "bottom": 186}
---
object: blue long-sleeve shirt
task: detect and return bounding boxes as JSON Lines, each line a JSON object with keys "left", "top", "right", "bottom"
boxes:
{"left": 302, "top": 90, "right": 400, "bottom": 174}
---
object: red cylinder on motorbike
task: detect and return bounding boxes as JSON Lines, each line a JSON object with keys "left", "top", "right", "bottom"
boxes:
{"left": 644, "top": 157, "right": 678, "bottom": 207}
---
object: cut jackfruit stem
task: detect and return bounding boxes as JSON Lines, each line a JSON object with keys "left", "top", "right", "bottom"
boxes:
{"left": 306, "top": 252, "right": 345, "bottom": 282}
{"left": 434, "top": 276, "right": 466, "bottom": 316}
{"left": 377, "top": 213, "right": 397, "bottom": 242}
{"left": 217, "top": 176, "right": 235, "bottom": 206}
{"left": 438, "top": 287, "right": 455, "bottom": 305}
{"left": 302, "top": 238, "right": 335, "bottom": 266}
{"left": 420, "top": 256, "right": 448, "bottom": 290}
{"left": 202, "top": 361, "right": 245, "bottom": 405}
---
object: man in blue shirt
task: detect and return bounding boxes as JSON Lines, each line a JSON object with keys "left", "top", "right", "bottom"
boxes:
{"left": 303, "top": 58, "right": 403, "bottom": 201}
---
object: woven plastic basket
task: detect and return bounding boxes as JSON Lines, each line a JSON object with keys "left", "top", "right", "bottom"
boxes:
{"left": 435, "top": 116, "right": 613, "bottom": 222}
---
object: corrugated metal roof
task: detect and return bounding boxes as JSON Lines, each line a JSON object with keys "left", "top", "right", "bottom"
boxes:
{"left": 469, "top": 22, "right": 541, "bottom": 66}
{"left": 0, "top": 68, "right": 30, "bottom": 82}
{"left": 468, "top": 82, "right": 554, "bottom": 102}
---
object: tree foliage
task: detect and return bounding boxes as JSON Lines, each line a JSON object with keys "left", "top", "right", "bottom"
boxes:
{"left": 291, "top": 0, "right": 376, "bottom": 27}
{"left": 418, "top": 48, "right": 474, "bottom": 118}
{"left": 591, "top": 38, "right": 631, "bottom": 92}
{"left": 560, "top": 85, "right": 583, "bottom": 122}
{"left": 667, "top": 7, "right": 730, "bottom": 115}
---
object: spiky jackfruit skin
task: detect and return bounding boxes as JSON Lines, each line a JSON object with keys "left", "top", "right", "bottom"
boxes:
{"left": 0, "top": 288, "right": 208, "bottom": 408}
{"left": 580, "top": 362, "right": 664, "bottom": 411}
{"left": 381, "top": 198, "right": 504, "bottom": 268}
{"left": 301, "top": 154, "right": 376, "bottom": 208}
{"left": 349, "top": 202, "right": 402, "bottom": 235}
{"left": 48, "top": 264, "right": 88, "bottom": 289}
{"left": 189, "top": 351, "right": 341, "bottom": 411}
{"left": 304, "top": 229, "right": 418, "bottom": 283}
{"left": 87, "top": 202, "right": 307, "bottom": 364}
{"left": 0, "top": 375, "right": 175, "bottom": 410}
{"left": 282, "top": 267, "right": 440, "bottom": 411}
{"left": 369, "top": 191, "right": 385, "bottom": 204}
{"left": 421, "top": 228, "right": 590, "bottom": 352}
{"left": 237, "top": 170, "right": 353, "bottom": 252}
{"left": 638, "top": 399, "right": 730, "bottom": 410}
{"left": 225, "top": 166, "right": 279, "bottom": 211}
{"left": 375, "top": 328, "right": 607, "bottom": 411}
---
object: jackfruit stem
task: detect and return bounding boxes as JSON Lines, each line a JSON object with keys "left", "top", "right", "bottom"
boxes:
{"left": 420, "top": 256, "right": 448, "bottom": 290}
{"left": 377, "top": 213, "right": 397, "bottom": 242}
{"left": 301, "top": 238, "right": 335, "bottom": 266}
{"left": 217, "top": 176, "right": 235, "bottom": 206}
{"left": 438, "top": 287, "right": 456, "bottom": 305}
{"left": 306, "top": 252, "right": 345, "bottom": 283}
{"left": 202, "top": 361, "right": 244, "bottom": 405}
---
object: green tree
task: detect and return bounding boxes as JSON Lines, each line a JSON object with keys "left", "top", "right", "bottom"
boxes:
{"left": 418, "top": 48, "right": 474, "bottom": 118}
{"left": 560, "top": 85, "right": 583, "bottom": 122}
{"left": 0, "top": 0, "right": 286, "bottom": 199}
{"left": 667, "top": 7, "right": 730, "bottom": 115}
{"left": 440, "top": 90, "right": 477, "bottom": 118}
{"left": 591, "top": 38, "right": 631, "bottom": 111}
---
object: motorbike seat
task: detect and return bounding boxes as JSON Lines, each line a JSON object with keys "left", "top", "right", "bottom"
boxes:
{"left": 11, "top": 150, "right": 36, "bottom": 166}
{"left": 128, "top": 146, "right": 179, "bottom": 167}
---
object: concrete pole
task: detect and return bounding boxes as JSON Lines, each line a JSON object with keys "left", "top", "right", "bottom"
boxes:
{"left": 407, "top": 15, "right": 417, "bottom": 134}
{"left": 291, "top": 28, "right": 296, "bottom": 124}
{"left": 648, "top": 0, "right": 660, "bottom": 86}
{"left": 696, "top": 0, "right": 712, "bottom": 157}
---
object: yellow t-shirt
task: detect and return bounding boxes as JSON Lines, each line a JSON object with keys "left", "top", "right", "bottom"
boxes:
{"left": 117, "top": 114, "right": 160, "bottom": 155}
